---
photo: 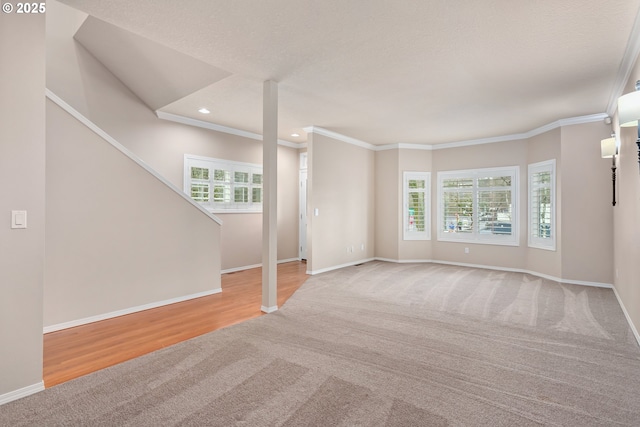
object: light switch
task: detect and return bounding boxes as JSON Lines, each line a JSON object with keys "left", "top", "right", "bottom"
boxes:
{"left": 11, "top": 210, "right": 27, "bottom": 229}
{"left": 314, "top": 208, "right": 319, "bottom": 216}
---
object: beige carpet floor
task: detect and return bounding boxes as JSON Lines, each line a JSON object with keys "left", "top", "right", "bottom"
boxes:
{"left": 2, "top": 261, "right": 640, "bottom": 426}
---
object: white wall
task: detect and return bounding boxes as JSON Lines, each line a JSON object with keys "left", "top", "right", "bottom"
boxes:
{"left": 0, "top": 11, "right": 45, "bottom": 401}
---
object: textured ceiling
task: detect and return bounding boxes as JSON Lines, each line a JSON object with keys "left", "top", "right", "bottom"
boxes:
{"left": 58, "top": 0, "right": 640, "bottom": 145}
{"left": 74, "top": 17, "right": 231, "bottom": 111}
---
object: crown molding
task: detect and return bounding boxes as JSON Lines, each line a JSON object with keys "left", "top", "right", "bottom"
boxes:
{"left": 157, "top": 111, "right": 305, "bottom": 149}
{"left": 303, "top": 126, "right": 377, "bottom": 150}
{"left": 302, "top": 129, "right": 432, "bottom": 151}
{"left": 429, "top": 132, "right": 529, "bottom": 150}
{"left": 305, "top": 113, "right": 607, "bottom": 152}
{"left": 278, "top": 139, "right": 306, "bottom": 149}
{"left": 555, "top": 113, "right": 609, "bottom": 128}
{"left": 159, "top": 110, "right": 606, "bottom": 153}
{"left": 426, "top": 113, "right": 608, "bottom": 150}
{"left": 376, "top": 143, "right": 432, "bottom": 151}
{"left": 606, "top": 7, "right": 640, "bottom": 116}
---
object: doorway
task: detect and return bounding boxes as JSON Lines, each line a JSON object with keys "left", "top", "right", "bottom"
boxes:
{"left": 299, "top": 153, "right": 308, "bottom": 260}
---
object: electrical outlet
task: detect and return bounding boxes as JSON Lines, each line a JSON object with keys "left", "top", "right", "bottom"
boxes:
{"left": 464, "top": 247, "right": 469, "bottom": 254}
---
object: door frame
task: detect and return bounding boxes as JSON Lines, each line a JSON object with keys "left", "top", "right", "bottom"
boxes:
{"left": 299, "top": 153, "right": 308, "bottom": 260}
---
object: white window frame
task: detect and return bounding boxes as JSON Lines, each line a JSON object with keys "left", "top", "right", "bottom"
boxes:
{"left": 403, "top": 171, "right": 431, "bottom": 240}
{"left": 437, "top": 166, "right": 519, "bottom": 246}
{"left": 184, "top": 154, "right": 262, "bottom": 213}
{"left": 528, "top": 159, "right": 556, "bottom": 251}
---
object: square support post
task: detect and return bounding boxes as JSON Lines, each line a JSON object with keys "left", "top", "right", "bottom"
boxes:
{"left": 261, "top": 80, "right": 278, "bottom": 313}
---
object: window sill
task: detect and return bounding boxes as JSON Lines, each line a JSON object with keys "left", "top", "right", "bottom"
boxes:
{"left": 437, "top": 235, "right": 519, "bottom": 247}
{"left": 403, "top": 235, "right": 431, "bottom": 241}
{"left": 528, "top": 243, "right": 556, "bottom": 251}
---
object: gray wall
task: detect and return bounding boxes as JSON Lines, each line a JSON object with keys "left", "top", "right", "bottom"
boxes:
{"left": 613, "top": 54, "right": 640, "bottom": 340}
{"left": 46, "top": 2, "right": 299, "bottom": 271}
{"left": 368, "top": 125, "right": 613, "bottom": 287}
{"left": 431, "top": 140, "right": 529, "bottom": 270}
{"left": 526, "top": 128, "right": 562, "bottom": 278}
{"left": 374, "top": 149, "right": 400, "bottom": 261}
{"left": 308, "top": 133, "right": 376, "bottom": 273}
{"left": 44, "top": 100, "right": 222, "bottom": 327}
{"left": 0, "top": 12, "right": 46, "bottom": 397}
{"left": 560, "top": 121, "right": 613, "bottom": 284}
{"left": 398, "top": 149, "right": 433, "bottom": 260}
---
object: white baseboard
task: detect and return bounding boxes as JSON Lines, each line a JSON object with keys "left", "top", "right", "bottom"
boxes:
{"left": 309, "top": 258, "right": 375, "bottom": 275}
{"left": 310, "top": 257, "right": 633, "bottom": 347}
{"left": 43, "top": 288, "right": 222, "bottom": 334}
{"left": 375, "top": 257, "right": 433, "bottom": 264}
{"left": 261, "top": 305, "right": 278, "bottom": 313}
{"left": 434, "top": 260, "right": 613, "bottom": 288}
{"left": 278, "top": 257, "right": 303, "bottom": 264}
{"left": 373, "top": 258, "right": 613, "bottom": 289}
{"left": 611, "top": 286, "right": 640, "bottom": 348}
{"left": 0, "top": 381, "right": 44, "bottom": 406}
{"left": 554, "top": 276, "right": 613, "bottom": 289}
{"left": 222, "top": 258, "right": 301, "bottom": 274}
{"left": 45, "top": 257, "right": 304, "bottom": 333}
{"left": 310, "top": 257, "right": 612, "bottom": 289}
{"left": 223, "top": 263, "right": 262, "bottom": 274}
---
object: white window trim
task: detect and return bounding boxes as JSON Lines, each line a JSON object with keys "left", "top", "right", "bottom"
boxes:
{"left": 403, "top": 171, "right": 431, "bottom": 241}
{"left": 437, "top": 166, "right": 519, "bottom": 246}
{"left": 528, "top": 159, "right": 556, "bottom": 251}
{"left": 184, "top": 154, "right": 262, "bottom": 213}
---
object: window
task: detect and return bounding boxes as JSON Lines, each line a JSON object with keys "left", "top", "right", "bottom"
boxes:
{"left": 437, "top": 166, "right": 518, "bottom": 245}
{"left": 190, "top": 167, "right": 210, "bottom": 202}
{"left": 528, "top": 159, "right": 556, "bottom": 250}
{"left": 252, "top": 173, "right": 263, "bottom": 203}
{"left": 403, "top": 171, "right": 430, "bottom": 240}
{"left": 184, "top": 155, "right": 262, "bottom": 212}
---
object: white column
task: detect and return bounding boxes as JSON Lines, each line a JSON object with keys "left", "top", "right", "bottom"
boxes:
{"left": 261, "top": 80, "right": 278, "bottom": 313}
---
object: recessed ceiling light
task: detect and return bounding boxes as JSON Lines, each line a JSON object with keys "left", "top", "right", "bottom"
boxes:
{"left": 291, "top": 133, "right": 300, "bottom": 137}
{"left": 198, "top": 108, "right": 210, "bottom": 114}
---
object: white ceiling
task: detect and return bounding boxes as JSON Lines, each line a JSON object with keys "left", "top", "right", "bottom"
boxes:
{"left": 60, "top": 0, "right": 640, "bottom": 145}
{"left": 74, "top": 16, "right": 232, "bottom": 111}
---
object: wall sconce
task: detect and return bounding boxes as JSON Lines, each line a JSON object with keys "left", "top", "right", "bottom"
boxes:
{"left": 618, "top": 80, "right": 640, "bottom": 171}
{"left": 601, "top": 136, "right": 617, "bottom": 206}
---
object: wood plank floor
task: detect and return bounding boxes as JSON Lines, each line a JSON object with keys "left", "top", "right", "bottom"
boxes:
{"left": 43, "top": 261, "right": 309, "bottom": 388}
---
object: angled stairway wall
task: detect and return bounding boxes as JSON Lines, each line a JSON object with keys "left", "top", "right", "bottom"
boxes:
{"left": 44, "top": 97, "right": 222, "bottom": 331}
